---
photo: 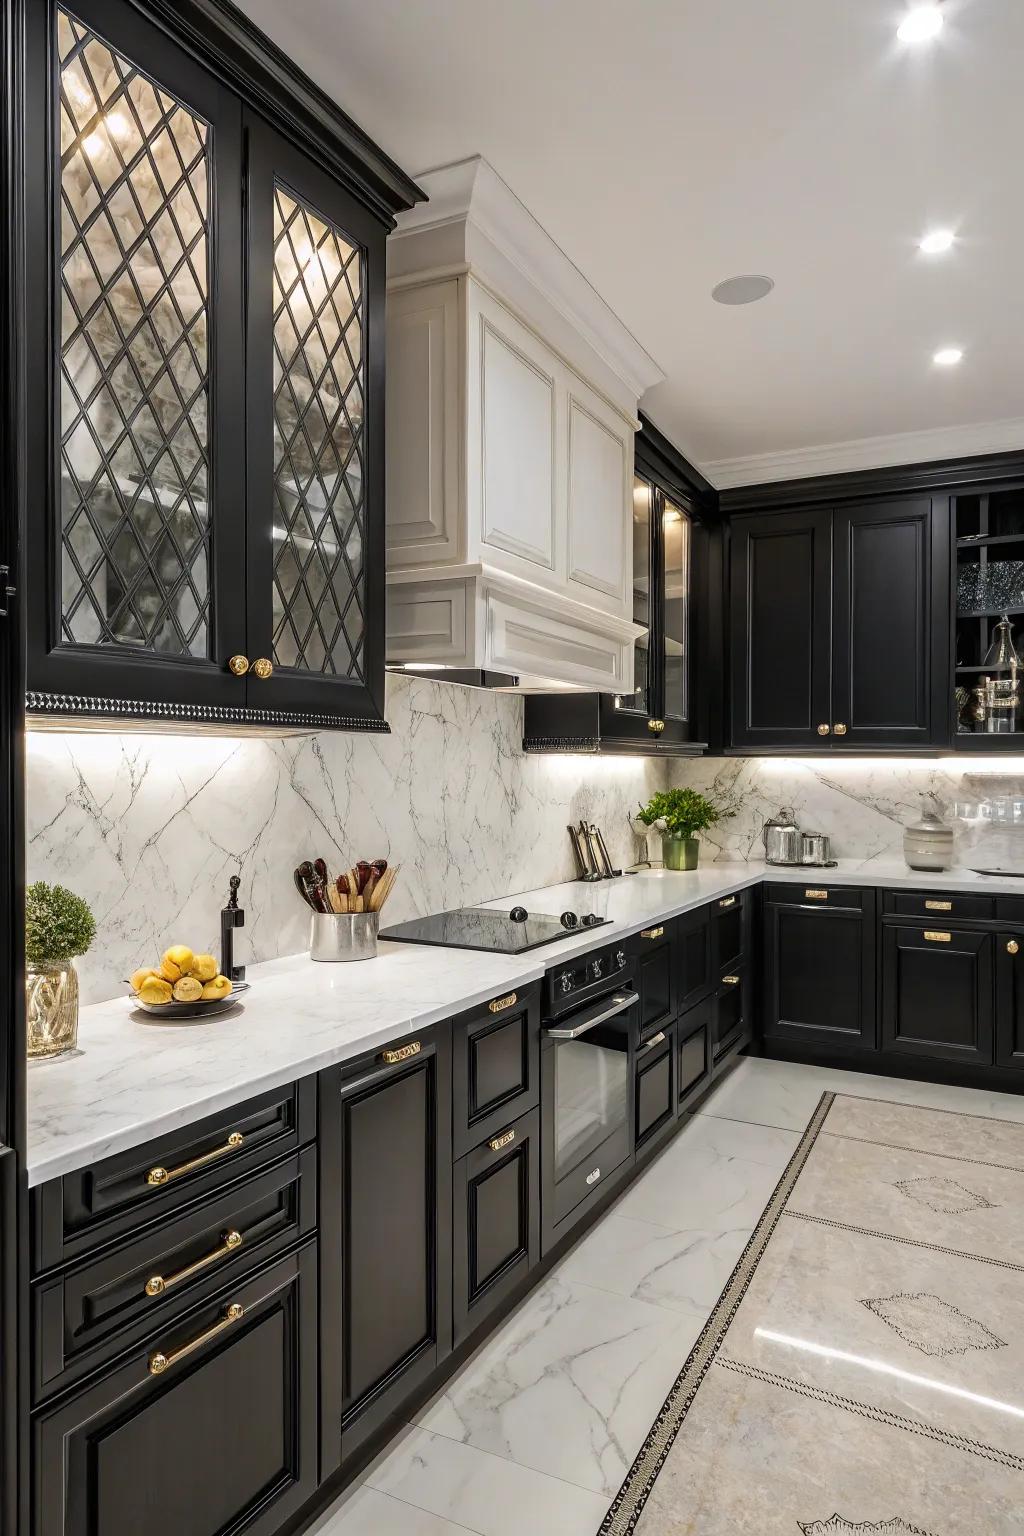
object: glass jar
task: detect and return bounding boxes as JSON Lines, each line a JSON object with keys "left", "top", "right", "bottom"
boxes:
{"left": 26, "top": 960, "right": 80, "bottom": 1060}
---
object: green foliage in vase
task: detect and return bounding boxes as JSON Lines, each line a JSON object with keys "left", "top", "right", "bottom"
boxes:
{"left": 25, "top": 882, "right": 96, "bottom": 966}
{"left": 636, "top": 788, "right": 731, "bottom": 840}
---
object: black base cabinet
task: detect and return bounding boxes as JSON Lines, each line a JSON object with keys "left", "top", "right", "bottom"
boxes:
{"left": 34, "top": 1246, "right": 318, "bottom": 1536}
{"left": 634, "top": 1025, "right": 677, "bottom": 1157}
{"left": 881, "top": 923, "right": 994, "bottom": 1065}
{"left": 763, "top": 885, "right": 876, "bottom": 1051}
{"left": 677, "top": 997, "right": 714, "bottom": 1109}
{"left": 453, "top": 1107, "right": 540, "bottom": 1346}
{"left": 996, "top": 932, "right": 1024, "bottom": 1070}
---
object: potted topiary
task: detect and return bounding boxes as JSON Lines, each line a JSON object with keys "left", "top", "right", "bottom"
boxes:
{"left": 25, "top": 881, "right": 96, "bottom": 1060}
{"left": 636, "top": 788, "right": 728, "bottom": 871}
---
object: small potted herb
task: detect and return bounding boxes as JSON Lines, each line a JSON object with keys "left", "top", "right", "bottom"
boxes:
{"left": 25, "top": 882, "right": 96, "bottom": 1060}
{"left": 636, "top": 789, "right": 728, "bottom": 871}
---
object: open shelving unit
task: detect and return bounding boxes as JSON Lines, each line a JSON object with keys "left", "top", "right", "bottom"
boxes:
{"left": 954, "top": 483, "right": 1024, "bottom": 749}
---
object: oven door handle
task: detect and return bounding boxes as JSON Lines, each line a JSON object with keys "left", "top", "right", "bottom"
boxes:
{"left": 545, "top": 990, "right": 639, "bottom": 1040}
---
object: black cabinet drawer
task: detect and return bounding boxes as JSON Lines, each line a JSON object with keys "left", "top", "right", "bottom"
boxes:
{"left": 632, "top": 922, "right": 678, "bottom": 1035}
{"left": 765, "top": 883, "right": 866, "bottom": 911}
{"left": 713, "top": 969, "right": 749, "bottom": 1060}
{"left": 677, "top": 997, "right": 714, "bottom": 1108}
{"left": 453, "top": 1107, "right": 540, "bottom": 1346}
{"left": 33, "top": 1148, "right": 315, "bottom": 1404}
{"left": 713, "top": 891, "right": 745, "bottom": 969}
{"left": 34, "top": 1244, "right": 318, "bottom": 1536}
{"left": 452, "top": 985, "right": 540, "bottom": 1158}
{"left": 677, "top": 904, "right": 714, "bottom": 1011}
{"left": 33, "top": 1079, "right": 316, "bottom": 1274}
{"left": 634, "top": 1027, "right": 676, "bottom": 1155}
{"left": 997, "top": 897, "right": 1024, "bottom": 924}
{"left": 881, "top": 924, "right": 994, "bottom": 1065}
{"left": 882, "top": 890, "right": 995, "bottom": 921}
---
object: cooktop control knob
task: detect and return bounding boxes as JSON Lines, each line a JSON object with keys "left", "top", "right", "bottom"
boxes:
{"left": 509, "top": 906, "right": 529, "bottom": 923}
{"left": 581, "top": 913, "right": 600, "bottom": 927}
{"left": 560, "top": 911, "right": 579, "bottom": 929}
{"left": 590, "top": 957, "right": 604, "bottom": 980}
{"left": 559, "top": 971, "right": 574, "bottom": 994}
{"left": 615, "top": 949, "right": 627, "bottom": 971}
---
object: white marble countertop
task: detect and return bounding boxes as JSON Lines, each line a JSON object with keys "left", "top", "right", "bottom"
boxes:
{"left": 26, "top": 857, "right": 1024, "bottom": 1185}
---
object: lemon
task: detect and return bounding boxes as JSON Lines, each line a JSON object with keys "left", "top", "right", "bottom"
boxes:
{"left": 201, "top": 975, "right": 233, "bottom": 1001}
{"left": 190, "top": 954, "right": 218, "bottom": 983}
{"left": 172, "top": 976, "right": 203, "bottom": 1003}
{"left": 138, "top": 976, "right": 173, "bottom": 1005}
{"left": 164, "top": 944, "right": 194, "bottom": 974}
{"left": 130, "top": 967, "right": 159, "bottom": 993}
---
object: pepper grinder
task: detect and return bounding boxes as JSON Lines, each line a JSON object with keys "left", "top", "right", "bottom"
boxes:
{"left": 221, "top": 874, "right": 246, "bottom": 983}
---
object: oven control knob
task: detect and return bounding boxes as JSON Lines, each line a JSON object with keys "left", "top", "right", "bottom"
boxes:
{"left": 559, "top": 972, "right": 574, "bottom": 995}
{"left": 590, "top": 958, "right": 604, "bottom": 981}
{"left": 509, "top": 906, "right": 528, "bottom": 923}
{"left": 615, "top": 950, "right": 627, "bottom": 971}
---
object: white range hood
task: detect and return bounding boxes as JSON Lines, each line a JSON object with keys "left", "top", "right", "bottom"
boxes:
{"left": 385, "top": 156, "right": 664, "bottom": 692}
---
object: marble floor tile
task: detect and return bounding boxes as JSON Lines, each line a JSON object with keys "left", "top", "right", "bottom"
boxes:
{"left": 305, "top": 1484, "right": 481, "bottom": 1536}
{"left": 721, "top": 1211, "right": 1024, "bottom": 1461}
{"left": 825, "top": 1092, "right": 1024, "bottom": 1172}
{"left": 414, "top": 1273, "right": 703, "bottom": 1497}
{"left": 558, "top": 1210, "right": 751, "bottom": 1316}
{"left": 366, "top": 1425, "right": 610, "bottom": 1536}
{"left": 628, "top": 1360, "right": 1023, "bottom": 1534}
{"left": 614, "top": 1111, "right": 799, "bottom": 1231}
{"left": 789, "top": 1125, "right": 1024, "bottom": 1267}
{"left": 697, "top": 1055, "right": 1024, "bottom": 1135}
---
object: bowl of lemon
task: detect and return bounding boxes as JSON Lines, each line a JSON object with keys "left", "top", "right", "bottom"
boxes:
{"left": 129, "top": 946, "right": 242, "bottom": 1020}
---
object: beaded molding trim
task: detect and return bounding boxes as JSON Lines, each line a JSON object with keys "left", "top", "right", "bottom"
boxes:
{"left": 26, "top": 691, "right": 390, "bottom": 733}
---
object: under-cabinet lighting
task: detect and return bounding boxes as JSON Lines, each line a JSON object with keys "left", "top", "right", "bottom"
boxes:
{"left": 399, "top": 663, "right": 450, "bottom": 671}
{"left": 919, "top": 228, "right": 955, "bottom": 254}
{"left": 897, "top": 4, "right": 944, "bottom": 43}
{"left": 933, "top": 346, "right": 963, "bottom": 366}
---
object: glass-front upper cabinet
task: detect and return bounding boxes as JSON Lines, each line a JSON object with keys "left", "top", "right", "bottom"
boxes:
{"left": 23, "top": 0, "right": 411, "bottom": 730}
{"left": 611, "top": 474, "right": 653, "bottom": 721}
{"left": 661, "top": 497, "right": 691, "bottom": 727}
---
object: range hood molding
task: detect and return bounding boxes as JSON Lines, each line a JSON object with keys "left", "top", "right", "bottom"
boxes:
{"left": 385, "top": 157, "right": 661, "bottom": 694}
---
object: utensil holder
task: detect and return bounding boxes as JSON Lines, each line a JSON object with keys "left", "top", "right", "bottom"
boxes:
{"left": 310, "top": 911, "right": 379, "bottom": 962}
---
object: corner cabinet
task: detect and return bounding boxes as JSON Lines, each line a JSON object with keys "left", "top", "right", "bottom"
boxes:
{"left": 729, "top": 497, "right": 949, "bottom": 751}
{"left": 21, "top": 0, "right": 419, "bottom": 732}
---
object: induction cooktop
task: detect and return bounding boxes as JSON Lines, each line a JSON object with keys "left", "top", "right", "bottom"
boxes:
{"left": 380, "top": 905, "right": 609, "bottom": 954}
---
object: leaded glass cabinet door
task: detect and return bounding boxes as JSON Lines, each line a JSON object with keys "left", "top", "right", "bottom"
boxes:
{"left": 245, "top": 116, "right": 387, "bottom": 729}
{"left": 24, "top": 0, "right": 248, "bottom": 722}
{"left": 599, "top": 473, "right": 656, "bottom": 743}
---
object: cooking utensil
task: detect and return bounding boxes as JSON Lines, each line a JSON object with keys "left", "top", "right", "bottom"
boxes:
{"left": 568, "top": 825, "right": 588, "bottom": 879}
{"left": 310, "top": 911, "right": 379, "bottom": 963}
{"left": 578, "top": 821, "right": 602, "bottom": 881}
{"left": 592, "top": 824, "right": 615, "bottom": 877}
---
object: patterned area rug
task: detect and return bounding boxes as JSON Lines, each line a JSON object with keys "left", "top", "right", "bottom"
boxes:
{"left": 600, "top": 1092, "right": 1024, "bottom": 1535}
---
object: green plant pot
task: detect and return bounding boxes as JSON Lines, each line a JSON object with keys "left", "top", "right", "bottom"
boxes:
{"left": 662, "top": 834, "right": 699, "bottom": 871}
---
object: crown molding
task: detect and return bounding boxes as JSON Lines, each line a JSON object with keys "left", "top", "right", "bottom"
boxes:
{"left": 390, "top": 156, "right": 664, "bottom": 404}
{"left": 703, "top": 416, "right": 1024, "bottom": 490}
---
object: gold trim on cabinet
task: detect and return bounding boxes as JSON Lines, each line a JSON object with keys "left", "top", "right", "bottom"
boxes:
{"left": 380, "top": 1040, "right": 422, "bottom": 1065}
{"left": 488, "top": 1128, "right": 516, "bottom": 1152}
{"left": 640, "top": 926, "right": 664, "bottom": 940}
{"left": 923, "top": 930, "right": 952, "bottom": 943}
{"left": 804, "top": 889, "right": 828, "bottom": 901}
{"left": 148, "top": 1303, "right": 244, "bottom": 1376}
{"left": 146, "top": 1131, "right": 244, "bottom": 1188}
{"left": 488, "top": 993, "right": 518, "bottom": 1014}
{"left": 925, "top": 900, "right": 952, "bottom": 911}
{"left": 145, "top": 1231, "right": 243, "bottom": 1298}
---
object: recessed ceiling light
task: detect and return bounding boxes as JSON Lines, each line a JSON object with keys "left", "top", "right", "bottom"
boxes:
{"left": 919, "top": 228, "right": 955, "bottom": 254}
{"left": 711, "top": 274, "right": 774, "bottom": 306}
{"left": 933, "top": 346, "right": 963, "bottom": 366}
{"left": 897, "top": 4, "right": 944, "bottom": 43}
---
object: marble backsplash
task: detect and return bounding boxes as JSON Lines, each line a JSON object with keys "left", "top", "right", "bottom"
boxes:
{"left": 26, "top": 675, "right": 667, "bottom": 1004}
{"left": 669, "top": 755, "right": 1024, "bottom": 864}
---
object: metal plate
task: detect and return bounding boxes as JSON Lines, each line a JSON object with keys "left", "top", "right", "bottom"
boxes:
{"left": 128, "top": 981, "right": 249, "bottom": 1020}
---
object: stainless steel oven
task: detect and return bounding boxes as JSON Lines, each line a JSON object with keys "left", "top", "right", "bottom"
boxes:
{"left": 541, "top": 940, "right": 637, "bottom": 1252}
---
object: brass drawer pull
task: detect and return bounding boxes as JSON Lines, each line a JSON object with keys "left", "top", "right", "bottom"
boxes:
{"left": 640, "top": 926, "right": 664, "bottom": 940}
{"left": 489, "top": 993, "right": 517, "bottom": 1014}
{"left": 833, "top": 723, "right": 848, "bottom": 736}
{"left": 380, "top": 1040, "right": 421, "bottom": 1065}
{"left": 488, "top": 1128, "right": 516, "bottom": 1152}
{"left": 251, "top": 657, "right": 273, "bottom": 680}
{"left": 804, "top": 889, "right": 828, "bottom": 901}
{"left": 647, "top": 719, "right": 665, "bottom": 734}
{"left": 925, "top": 900, "right": 952, "bottom": 912}
{"left": 637, "top": 1031, "right": 667, "bottom": 1057}
{"left": 1008, "top": 940, "right": 1019, "bottom": 956}
{"left": 817, "top": 723, "right": 830, "bottom": 736}
{"left": 722, "top": 975, "right": 740, "bottom": 986}
{"left": 227, "top": 654, "right": 249, "bottom": 676}
{"left": 147, "top": 1132, "right": 244, "bottom": 1188}
{"left": 149, "top": 1302, "right": 244, "bottom": 1376}
{"left": 718, "top": 896, "right": 737, "bottom": 909}
{"left": 924, "top": 930, "right": 952, "bottom": 943}
{"left": 145, "top": 1230, "right": 243, "bottom": 1298}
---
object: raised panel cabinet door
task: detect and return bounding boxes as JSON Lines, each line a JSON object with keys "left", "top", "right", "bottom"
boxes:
{"left": 763, "top": 897, "right": 876, "bottom": 1050}
{"left": 34, "top": 1246, "right": 318, "bottom": 1536}
{"left": 677, "top": 904, "right": 714, "bottom": 1012}
{"left": 566, "top": 387, "right": 631, "bottom": 614}
{"left": 881, "top": 925, "right": 994, "bottom": 1065}
{"left": 632, "top": 922, "right": 677, "bottom": 1035}
{"left": 730, "top": 509, "right": 832, "bottom": 750}
{"left": 24, "top": 0, "right": 248, "bottom": 720}
{"left": 995, "top": 934, "right": 1024, "bottom": 1070}
{"left": 322, "top": 1032, "right": 452, "bottom": 1462}
{"left": 677, "top": 997, "right": 713, "bottom": 1110}
{"left": 452, "top": 989, "right": 540, "bottom": 1158}
{"left": 453, "top": 1107, "right": 540, "bottom": 1345}
{"left": 245, "top": 114, "right": 388, "bottom": 729}
{"left": 831, "top": 498, "right": 947, "bottom": 747}
{"left": 634, "top": 1027, "right": 676, "bottom": 1155}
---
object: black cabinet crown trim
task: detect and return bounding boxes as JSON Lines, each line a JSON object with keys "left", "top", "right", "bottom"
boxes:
{"left": 136, "top": 0, "right": 424, "bottom": 225}
{"left": 636, "top": 413, "right": 716, "bottom": 513}
{"left": 719, "top": 449, "right": 1024, "bottom": 513}
{"left": 26, "top": 691, "right": 391, "bottom": 733}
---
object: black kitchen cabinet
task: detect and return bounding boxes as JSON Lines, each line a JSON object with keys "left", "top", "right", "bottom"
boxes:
{"left": 634, "top": 1025, "right": 676, "bottom": 1156}
{"left": 631, "top": 922, "right": 677, "bottom": 1035}
{"left": 34, "top": 1245, "right": 318, "bottom": 1536}
{"left": 677, "top": 998, "right": 713, "bottom": 1109}
{"left": 21, "top": 0, "right": 419, "bottom": 732}
{"left": 452, "top": 987, "right": 540, "bottom": 1159}
{"left": 729, "top": 497, "right": 947, "bottom": 750}
{"left": 763, "top": 886, "right": 876, "bottom": 1051}
{"left": 453, "top": 1107, "right": 540, "bottom": 1345}
{"left": 995, "top": 933, "right": 1024, "bottom": 1069}
{"left": 319, "top": 1029, "right": 453, "bottom": 1462}
{"left": 677, "top": 904, "right": 714, "bottom": 1012}
{"left": 881, "top": 923, "right": 994, "bottom": 1065}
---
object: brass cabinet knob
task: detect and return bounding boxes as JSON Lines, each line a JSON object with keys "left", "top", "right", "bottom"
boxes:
{"left": 817, "top": 723, "right": 830, "bottom": 736}
{"left": 834, "top": 723, "right": 848, "bottom": 736}
{"left": 251, "top": 658, "right": 273, "bottom": 680}
{"left": 227, "top": 655, "right": 250, "bottom": 677}
{"left": 647, "top": 719, "right": 665, "bottom": 734}
{"left": 1009, "top": 940, "right": 1020, "bottom": 956}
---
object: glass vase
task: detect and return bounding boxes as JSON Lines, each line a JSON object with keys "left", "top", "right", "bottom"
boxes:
{"left": 662, "top": 833, "right": 699, "bottom": 871}
{"left": 26, "top": 960, "right": 80, "bottom": 1060}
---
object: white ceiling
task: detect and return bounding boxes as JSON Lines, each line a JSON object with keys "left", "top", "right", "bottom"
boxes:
{"left": 237, "top": 0, "right": 1024, "bottom": 482}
